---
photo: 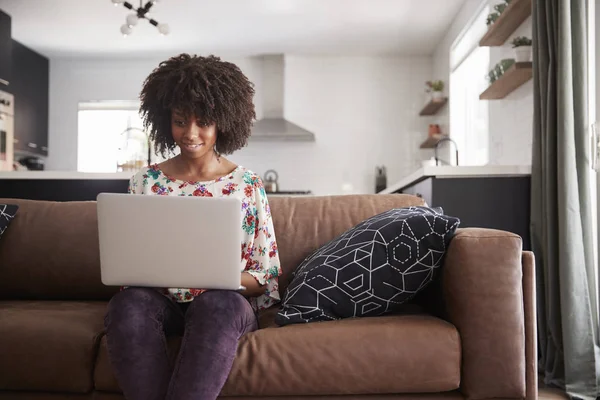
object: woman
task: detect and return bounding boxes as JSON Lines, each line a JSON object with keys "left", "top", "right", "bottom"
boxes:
{"left": 104, "top": 54, "right": 282, "bottom": 400}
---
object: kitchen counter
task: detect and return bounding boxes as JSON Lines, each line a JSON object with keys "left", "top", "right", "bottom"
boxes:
{"left": 378, "top": 165, "right": 531, "bottom": 194}
{"left": 0, "top": 171, "right": 313, "bottom": 202}
{"left": 0, "top": 171, "right": 134, "bottom": 179}
{"left": 0, "top": 172, "right": 314, "bottom": 194}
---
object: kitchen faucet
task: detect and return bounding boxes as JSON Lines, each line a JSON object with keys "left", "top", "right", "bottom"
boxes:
{"left": 434, "top": 137, "right": 459, "bottom": 166}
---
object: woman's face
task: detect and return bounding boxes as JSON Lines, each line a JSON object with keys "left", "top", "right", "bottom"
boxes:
{"left": 171, "top": 110, "right": 217, "bottom": 159}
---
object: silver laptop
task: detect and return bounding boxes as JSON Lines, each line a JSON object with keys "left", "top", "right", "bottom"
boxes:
{"left": 97, "top": 193, "right": 243, "bottom": 290}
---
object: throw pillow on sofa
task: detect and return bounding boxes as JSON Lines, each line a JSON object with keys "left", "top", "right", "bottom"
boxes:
{"left": 0, "top": 204, "right": 19, "bottom": 239}
{"left": 275, "top": 206, "right": 460, "bottom": 326}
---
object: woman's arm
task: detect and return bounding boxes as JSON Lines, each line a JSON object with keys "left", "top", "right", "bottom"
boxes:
{"left": 240, "top": 272, "right": 267, "bottom": 297}
{"left": 239, "top": 174, "right": 282, "bottom": 306}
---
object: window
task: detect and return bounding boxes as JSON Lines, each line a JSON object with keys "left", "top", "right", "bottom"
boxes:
{"left": 77, "top": 101, "right": 166, "bottom": 173}
{"left": 449, "top": 2, "right": 492, "bottom": 166}
{"left": 450, "top": 46, "right": 490, "bottom": 165}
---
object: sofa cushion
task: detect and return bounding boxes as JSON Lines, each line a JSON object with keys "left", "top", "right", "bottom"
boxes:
{"left": 94, "top": 313, "right": 461, "bottom": 396}
{"left": 0, "top": 204, "right": 18, "bottom": 239}
{"left": 276, "top": 206, "right": 460, "bottom": 325}
{"left": 0, "top": 300, "right": 107, "bottom": 393}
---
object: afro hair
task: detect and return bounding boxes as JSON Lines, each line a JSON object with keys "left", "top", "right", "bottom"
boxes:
{"left": 139, "top": 53, "right": 256, "bottom": 156}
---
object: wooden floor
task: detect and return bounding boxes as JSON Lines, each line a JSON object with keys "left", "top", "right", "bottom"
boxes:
{"left": 539, "top": 386, "right": 569, "bottom": 400}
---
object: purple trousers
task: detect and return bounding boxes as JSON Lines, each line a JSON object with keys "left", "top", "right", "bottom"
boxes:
{"left": 104, "top": 288, "right": 258, "bottom": 400}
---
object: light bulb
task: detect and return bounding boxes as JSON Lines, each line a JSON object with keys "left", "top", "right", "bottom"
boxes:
{"left": 157, "top": 23, "right": 170, "bottom": 35}
{"left": 120, "top": 24, "right": 132, "bottom": 37}
{"left": 111, "top": 0, "right": 124, "bottom": 5}
{"left": 126, "top": 14, "right": 139, "bottom": 27}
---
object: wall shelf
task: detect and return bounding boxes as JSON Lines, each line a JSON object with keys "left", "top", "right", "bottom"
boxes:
{"left": 479, "top": 0, "right": 532, "bottom": 46}
{"left": 480, "top": 62, "right": 532, "bottom": 100}
{"left": 420, "top": 134, "right": 448, "bottom": 149}
{"left": 419, "top": 98, "right": 448, "bottom": 116}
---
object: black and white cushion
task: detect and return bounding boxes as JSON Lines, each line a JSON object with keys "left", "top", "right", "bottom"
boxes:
{"left": 0, "top": 204, "right": 19, "bottom": 239}
{"left": 275, "top": 206, "right": 460, "bottom": 326}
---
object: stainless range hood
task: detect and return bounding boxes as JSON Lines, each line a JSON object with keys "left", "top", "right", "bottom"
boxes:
{"left": 251, "top": 55, "right": 315, "bottom": 142}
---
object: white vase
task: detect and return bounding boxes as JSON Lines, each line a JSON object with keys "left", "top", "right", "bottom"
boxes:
{"left": 515, "top": 46, "right": 532, "bottom": 62}
{"left": 432, "top": 91, "right": 443, "bottom": 101}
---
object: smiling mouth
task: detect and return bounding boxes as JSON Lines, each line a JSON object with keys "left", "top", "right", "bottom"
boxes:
{"left": 182, "top": 143, "right": 204, "bottom": 150}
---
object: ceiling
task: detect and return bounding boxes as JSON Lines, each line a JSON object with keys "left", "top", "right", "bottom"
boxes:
{"left": 0, "top": 0, "right": 467, "bottom": 59}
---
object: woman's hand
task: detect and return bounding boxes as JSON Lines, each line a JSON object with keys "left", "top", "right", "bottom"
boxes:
{"left": 240, "top": 272, "right": 267, "bottom": 297}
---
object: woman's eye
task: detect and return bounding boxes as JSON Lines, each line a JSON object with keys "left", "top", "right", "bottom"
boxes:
{"left": 174, "top": 120, "right": 185, "bottom": 127}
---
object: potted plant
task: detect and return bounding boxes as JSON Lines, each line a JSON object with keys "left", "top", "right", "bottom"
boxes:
{"left": 498, "top": 58, "right": 516, "bottom": 75}
{"left": 426, "top": 80, "right": 445, "bottom": 102}
{"left": 486, "top": 12, "right": 500, "bottom": 26}
{"left": 494, "top": 3, "right": 507, "bottom": 14}
{"left": 512, "top": 36, "right": 533, "bottom": 62}
{"left": 487, "top": 69, "right": 497, "bottom": 84}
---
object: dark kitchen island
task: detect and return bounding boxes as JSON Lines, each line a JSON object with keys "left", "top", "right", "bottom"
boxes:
{"left": 0, "top": 171, "right": 131, "bottom": 202}
{"left": 378, "top": 165, "right": 532, "bottom": 250}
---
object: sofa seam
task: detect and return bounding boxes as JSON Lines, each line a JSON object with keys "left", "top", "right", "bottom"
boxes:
{"left": 90, "top": 330, "right": 106, "bottom": 392}
{"left": 454, "top": 235, "right": 522, "bottom": 240}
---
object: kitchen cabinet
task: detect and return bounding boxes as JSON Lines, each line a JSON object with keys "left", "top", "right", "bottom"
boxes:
{"left": 400, "top": 176, "right": 531, "bottom": 250}
{"left": 0, "top": 10, "right": 11, "bottom": 90}
{"left": 12, "top": 40, "right": 49, "bottom": 156}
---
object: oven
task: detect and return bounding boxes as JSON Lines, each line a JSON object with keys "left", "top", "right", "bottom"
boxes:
{"left": 0, "top": 90, "right": 14, "bottom": 171}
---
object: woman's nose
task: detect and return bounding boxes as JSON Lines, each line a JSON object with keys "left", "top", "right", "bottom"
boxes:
{"left": 184, "top": 121, "right": 201, "bottom": 139}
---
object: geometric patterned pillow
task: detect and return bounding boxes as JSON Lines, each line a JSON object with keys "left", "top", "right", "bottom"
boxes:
{"left": 275, "top": 206, "right": 460, "bottom": 326}
{"left": 0, "top": 204, "right": 19, "bottom": 239}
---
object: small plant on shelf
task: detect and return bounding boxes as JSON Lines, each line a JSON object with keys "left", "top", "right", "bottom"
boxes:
{"left": 512, "top": 36, "right": 532, "bottom": 47}
{"left": 425, "top": 80, "right": 445, "bottom": 101}
{"left": 487, "top": 59, "right": 515, "bottom": 85}
{"left": 486, "top": 0, "right": 513, "bottom": 27}
{"left": 512, "top": 36, "right": 532, "bottom": 62}
{"left": 486, "top": 12, "right": 500, "bottom": 26}
{"left": 494, "top": 3, "right": 507, "bottom": 14}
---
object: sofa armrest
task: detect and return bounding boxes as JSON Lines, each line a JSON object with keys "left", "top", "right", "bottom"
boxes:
{"left": 522, "top": 251, "right": 538, "bottom": 400}
{"left": 443, "top": 228, "right": 527, "bottom": 400}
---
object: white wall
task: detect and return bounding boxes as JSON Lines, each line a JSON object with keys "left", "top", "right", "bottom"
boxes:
{"left": 432, "top": 0, "right": 533, "bottom": 166}
{"left": 49, "top": 55, "right": 431, "bottom": 195}
{"left": 48, "top": 57, "right": 262, "bottom": 172}
{"left": 233, "top": 56, "right": 432, "bottom": 195}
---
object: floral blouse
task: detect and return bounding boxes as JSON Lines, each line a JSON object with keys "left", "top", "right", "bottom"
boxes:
{"left": 128, "top": 164, "right": 282, "bottom": 312}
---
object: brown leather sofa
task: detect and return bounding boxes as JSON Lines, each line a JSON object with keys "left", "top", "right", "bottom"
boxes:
{"left": 0, "top": 194, "right": 537, "bottom": 400}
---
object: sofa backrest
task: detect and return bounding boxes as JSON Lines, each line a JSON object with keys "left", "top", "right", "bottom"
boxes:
{"left": 0, "top": 199, "right": 117, "bottom": 300}
{"left": 268, "top": 194, "right": 426, "bottom": 293}
{"left": 0, "top": 194, "right": 424, "bottom": 300}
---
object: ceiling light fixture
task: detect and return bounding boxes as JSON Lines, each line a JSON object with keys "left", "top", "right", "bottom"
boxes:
{"left": 111, "top": 0, "right": 170, "bottom": 37}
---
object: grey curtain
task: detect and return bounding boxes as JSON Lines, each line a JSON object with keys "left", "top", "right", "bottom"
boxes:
{"left": 531, "top": 0, "right": 599, "bottom": 399}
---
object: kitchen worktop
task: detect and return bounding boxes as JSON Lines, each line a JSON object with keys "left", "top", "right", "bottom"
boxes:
{"left": 0, "top": 171, "right": 134, "bottom": 179}
{"left": 0, "top": 170, "right": 313, "bottom": 201}
{"left": 378, "top": 165, "right": 532, "bottom": 194}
